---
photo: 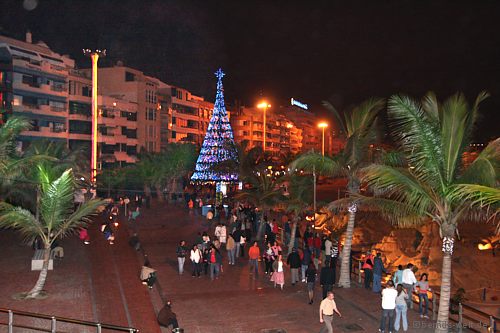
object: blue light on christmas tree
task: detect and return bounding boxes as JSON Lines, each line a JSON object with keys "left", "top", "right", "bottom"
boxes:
{"left": 190, "top": 68, "right": 239, "bottom": 183}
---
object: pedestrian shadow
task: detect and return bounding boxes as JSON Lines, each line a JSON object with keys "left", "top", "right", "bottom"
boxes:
{"left": 165, "top": 258, "right": 178, "bottom": 270}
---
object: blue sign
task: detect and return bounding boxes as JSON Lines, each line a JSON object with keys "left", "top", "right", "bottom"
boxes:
{"left": 290, "top": 98, "right": 308, "bottom": 110}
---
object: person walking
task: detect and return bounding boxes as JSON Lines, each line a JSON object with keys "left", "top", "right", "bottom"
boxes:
{"left": 379, "top": 280, "right": 397, "bottom": 333}
{"left": 176, "top": 240, "right": 188, "bottom": 275}
{"left": 323, "top": 236, "right": 332, "bottom": 267}
{"left": 263, "top": 242, "right": 275, "bottom": 274}
{"left": 392, "top": 265, "right": 404, "bottom": 286}
{"left": 248, "top": 241, "right": 260, "bottom": 275}
{"left": 226, "top": 233, "right": 236, "bottom": 265}
{"left": 209, "top": 245, "right": 222, "bottom": 280}
{"left": 362, "top": 250, "right": 374, "bottom": 289}
{"left": 373, "top": 252, "right": 387, "bottom": 293}
{"left": 287, "top": 248, "right": 301, "bottom": 285}
{"left": 190, "top": 244, "right": 202, "bottom": 277}
{"left": 320, "top": 264, "right": 335, "bottom": 299}
{"left": 233, "top": 229, "right": 242, "bottom": 260}
{"left": 394, "top": 284, "right": 409, "bottom": 332}
{"left": 401, "top": 263, "right": 417, "bottom": 308}
{"left": 306, "top": 263, "right": 317, "bottom": 304}
{"left": 301, "top": 245, "right": 312, "bottom": 282}
{"left": 319, "top": 291, "right": 342, "bottom": 333}
{"left": 416, "top": 273, "right": 431, "bottom": 319}
{"left": 329, "top": 240, "right": 339, "bottom": 282}
{"left": 271, "top": 254, "right": 285, "bottom": 289}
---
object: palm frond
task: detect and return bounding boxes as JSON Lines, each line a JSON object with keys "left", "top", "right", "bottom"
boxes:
{"left": 39, "top": 169, "right": 75, "bottom": 233}
{"left": 421, "top": 91, "right": 440, "bottom": 123}
{"left": 440, "top": 93, "right": 472, "bottom": 183}
{"left": 362, "top": 164, "right": 436, "bottom": 215}
{"left": 289, "top": 151, "right": 344, "bottom": 177}
{"left": 388, "top": 94, "right": 444, "bottom": 191}
{"left": 450, "top": 184, "right": 500, "bottom": 209}
{"left": 0, "top": 202, "right": 43, "bottom": 244}
{"left": 53, "top": 198, "right": 107, "bottom": 240}
{"left": 460, "top": 138, "right": 500, "bottom": 186}
{"left": 322, "top": 101, "right": 347, "bottom": 134}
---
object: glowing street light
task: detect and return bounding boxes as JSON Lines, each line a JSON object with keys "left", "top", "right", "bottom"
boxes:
{"left": 257, "top": 101, "right": 271, "bottom": 151}
{"left": 83, "top": 49, "right": 106, "bottom": 189}
{"left": 318, "top": 122, "right": 328, "bottom": 157}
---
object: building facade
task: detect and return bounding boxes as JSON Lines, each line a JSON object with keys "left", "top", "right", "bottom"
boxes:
{"left": 0, "top": 33, "right": 72, "bottom": 147}
{"left": 95, "top": 65, "right": 161, "bottom": 153}
{"left": 231, "top": 106, "right": 303, "bottom": 158}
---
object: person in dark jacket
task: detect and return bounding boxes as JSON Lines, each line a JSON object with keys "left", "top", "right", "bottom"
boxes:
{"left": 372, "top": 252, "right": 387, "bottom": 293}
{"left": 287, "top": 248, "right": 301, "bottom": 285}
{"left": 305, "top": 263, "right": 317, "bottom": 304}
{"left": 301, "top": 246, "right": 312, "bottom": 282}
{"left": 157, "top": 300, "right": 179, "bottom": 329}
{"left": 320, "top": 265, "right": 335, "bottom": 299}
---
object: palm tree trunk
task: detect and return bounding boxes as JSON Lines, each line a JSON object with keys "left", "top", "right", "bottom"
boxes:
{"left": 26, "top": 245, "right": 50, "bottom": 298}
{"left": 338, "top": 204, "right": 356, "bottom": 288}
{"left": 435, "top": 239, "right": 454, "bottom": 333}
{"left": 288, "top": 217, "right": 299, "bottom": 254}
{"left": 155, "top": 184, "right": 164, "bottom": 202}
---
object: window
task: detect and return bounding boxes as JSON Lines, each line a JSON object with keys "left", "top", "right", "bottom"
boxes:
{"left": 82, "top": 86, "right": 91, "bottom": 97}
{"left": 171, "top": 131, "right": 176, "bottom": 139}
{"left": 125, "top": 71, "right": 135, "bottom": 82}
{"left": 13, "top": 95, "right": 22, "bottom": 106}
{"left": 69, "top": 101, "right": 91, "bottom": 116}
{"left": 49, "top": 100, "right": 65, "bottom": 111}
{"left": 69, "top": 81, "right": 76, "bottom": 95}
{"left": 145, "top": 108, "right": 157, "bottom": 121}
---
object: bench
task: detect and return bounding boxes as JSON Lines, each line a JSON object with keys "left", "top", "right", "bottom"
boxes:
{"left": 31, "top": 249, "right": 55, "bottom": 271}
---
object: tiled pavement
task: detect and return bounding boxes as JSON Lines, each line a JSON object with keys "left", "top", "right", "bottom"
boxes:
{"left": 0, "top": 201, "right": 461, "bottom": 332}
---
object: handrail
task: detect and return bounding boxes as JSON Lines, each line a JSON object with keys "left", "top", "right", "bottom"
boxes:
{"left": 0, "top": 308, "right": 139, "bottom": 332}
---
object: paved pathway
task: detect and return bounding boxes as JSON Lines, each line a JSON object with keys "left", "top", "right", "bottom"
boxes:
{"left": 134, "top": 203, "right": 443, "bottom": 333}
{"left": 0, "top": 200, "right": 465, "bottom": 333}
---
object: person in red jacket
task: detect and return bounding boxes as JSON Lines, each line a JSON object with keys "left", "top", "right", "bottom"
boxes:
{"left": 362, "top": 250, "right": 374, "bottom": 289}
{"left": 312, "top": 233, "right": 322, "bottom": 268}
{"left": 248, "top": 241, "right": 260, "bottom": 275}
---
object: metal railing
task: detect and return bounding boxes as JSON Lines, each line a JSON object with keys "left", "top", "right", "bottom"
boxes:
{"left": 351, "top": 259, "right": 498, "bottom": 332}
{"left": 0, "top": 308, "right": 139, "bottom": 333}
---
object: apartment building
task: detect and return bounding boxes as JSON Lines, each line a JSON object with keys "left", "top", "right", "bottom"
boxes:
{"left": 231, "top": 106, "right": 303, "bottom": 157}
{"left": 280, "top": 104, "right": 323, "bottom": 154}
{"left": 67, "top": 72, "right": 139, "bottom": 168}
{"left": 0, "top": 33, "right": 71, "bottom": 147}
{"left": 94, "top": 65, "right": 161, "bottom": 153}
{"left": 169, "top": 86, "right": 215, "bottom": 146}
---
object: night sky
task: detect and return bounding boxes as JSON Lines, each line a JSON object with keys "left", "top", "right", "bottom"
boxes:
{"left": 1, "top": 0, "right": 499, "bottom": 141}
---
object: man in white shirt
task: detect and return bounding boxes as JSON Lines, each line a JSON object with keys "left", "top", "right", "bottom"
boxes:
{"left": 401, "top": 263, "right": 417, "bottom": 308}
{"left": 379, "top": 280, "right": 397, "bottom": 333}
{"left": 319, "top": 291, "right": 342, "bottom": 333}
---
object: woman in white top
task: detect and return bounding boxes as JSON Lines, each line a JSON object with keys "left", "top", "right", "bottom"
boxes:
{"left": 271, "top": 254, "right": 285, "bottom": 290}
{"left": 190, "top": 245, "right": 202, "bottom": 277}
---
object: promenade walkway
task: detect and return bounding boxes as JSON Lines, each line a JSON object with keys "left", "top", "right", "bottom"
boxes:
{"left": 0, "top": 201, "right": 464, "bottom": 332}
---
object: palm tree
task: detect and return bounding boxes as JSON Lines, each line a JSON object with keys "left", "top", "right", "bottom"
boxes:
{"left": 285, "top": 174, "right": 314, "bottom": 253}
{"left": 0, "top": 117, "right": 32, "bottom": 198}
{"left": 289, "top": 97, "right": 385, "bottom": 287}
{"left": 360, "top": 92, "right": 499, "bottom": 333}
{"left": 234, "top": 172, "right": 287, "bottom": 239}
{"left": 0, "top": 165, "right": 106, "bottom": 298}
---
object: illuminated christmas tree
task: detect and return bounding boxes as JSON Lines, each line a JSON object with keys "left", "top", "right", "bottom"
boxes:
{"left": 190, "top": 68, "right": 239, "bottom": 183}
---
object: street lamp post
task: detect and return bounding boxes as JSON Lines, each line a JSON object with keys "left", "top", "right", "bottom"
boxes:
{"left": 83, "top": 49, "right": 106, "bottom": 189}
{"left": 318, "top": 122, "right": 328, "bottom": 157}
{"left": 257, "top": 101, "right": 271, "bottom": 151}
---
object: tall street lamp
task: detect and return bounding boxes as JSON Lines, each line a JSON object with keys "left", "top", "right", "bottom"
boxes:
{"left": 257, "top": 101, "right": 271, "bottom": 151}
{"left": 318, "top": 122, "right": 328, "bottom": 157}
{"left": 83, "top": 49, "right": 106, "bottom": 189}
